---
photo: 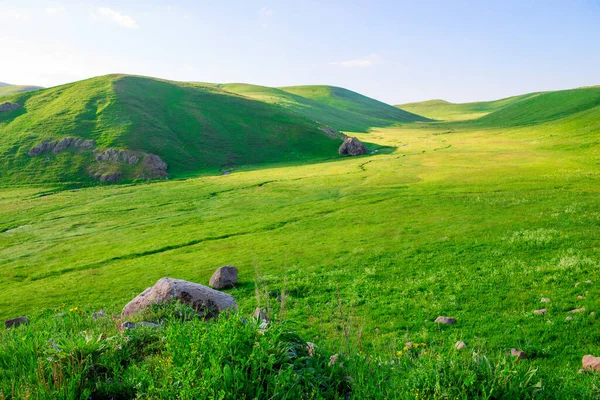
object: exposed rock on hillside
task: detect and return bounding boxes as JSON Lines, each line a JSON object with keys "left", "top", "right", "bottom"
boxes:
{"left": 0, "top": 102, "right": 21, "bottom": 112}
{"left": 95, "top": 149, "right": 139, "bottom": 164}
{"left": 122, "top": 277, "right": 238, "bottom": 319}
{"left": 434, "top": 316, "right": 456, "bottom": 325}
{"left": 29, "top": 137, "right": 95, "bottom": 156}
{"left": 209, "top": 266, "right": 238, "bottom": 289}
{"left": 583, "top": 355, "right": 600, "bottom": 371}
{"left": 338, "top": 137, "right": 367, "bottom": 156}
{"left": 318, "top": 125, "right": 346, "bottom": 139}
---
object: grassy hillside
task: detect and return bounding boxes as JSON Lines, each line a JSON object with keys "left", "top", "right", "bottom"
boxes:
{"left": 221, "top": 83, "right": 428, "bottom": 132}
{"left": 0, "top": 84, "right": 42, "bottom": 97}
{"left": 397, "top": 93, "right": 541, "bottom": 121}
{"left": 0, "top": 75, "right": 344, "bottom": 184}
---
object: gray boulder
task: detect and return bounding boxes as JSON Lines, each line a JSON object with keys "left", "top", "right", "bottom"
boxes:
{"left": 338, "top": 137, "right": 367, "bottom": 156}
{"left": 209, "top": 266, "right": 238, "bottom": 289}
{"left": 5, "top": 316, "right": 30, "bottom": 328}
{"left": 122, "top": 277, "right": 238, "bottom": 319}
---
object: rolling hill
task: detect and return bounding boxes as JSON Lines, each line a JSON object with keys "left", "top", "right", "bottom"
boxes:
{"left": 0, "top": 75, "right": 350, "bottom": 185}
{"left": 397, "top": 93, "right": 541, "bottom": 121}
{"left": 221, "top": 83, "right": 429, "bottom": 132}
{"left": 0, "top": 83, "right": 42, "bottom": 97}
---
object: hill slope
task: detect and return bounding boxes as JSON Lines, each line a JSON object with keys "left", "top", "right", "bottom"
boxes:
{"left": 272, "top": 85, "right": 429, "bottom": 130}
{"left": 0, "top": 75, "right": 345, "bottom": 184}
{"left": 0, "top": 84, "right": 42, "bottom": 97}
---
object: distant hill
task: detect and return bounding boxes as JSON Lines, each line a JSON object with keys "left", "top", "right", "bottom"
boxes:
{"left": 0, "top": 75, "right": 347, "bottom": 185}
{"left": 397, "top": 93, "right": 541, "bottom": 122}
{"left": 223, "top": 84, "right": 429, "bottom": 132}
{"left": 0, "top": 83, "right": 42, "bottom": 97}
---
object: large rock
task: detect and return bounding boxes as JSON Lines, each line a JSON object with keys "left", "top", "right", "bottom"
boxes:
{"left": 583, "top": 355, "right": 600, "bottom": 371}
{"left": 0, "top": 102, "right": 21, "bottom": 112}
{"left": 209, "top": 266, "right": 238, "bottom": 289}
{"left": 29, "top": 137, "right": 95, "bottom": 157}
{"left": 5, "top": 316, "right": 29, "bottom": 328}
{"left": 338, "top": 137, "right": 367, "bottom": 156}
{"left": 122, "top": 277, "right": 238, "bottom": 318}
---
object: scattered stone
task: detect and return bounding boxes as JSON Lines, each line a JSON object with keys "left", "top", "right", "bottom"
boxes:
{"left": 253, "top": 307, "right": 269, "bottom": 322}
{"left": 533, "top": 309, "right": 547, "bottom": 315}
{"left": 576, "top": 280, "right": 593, "bottom": 287}
{"left": 583, "top": 355, "right": 600, "bottom": 371}
{"left": 338, "top": 137, "right": 367, "bottom": 156}
{"left": 136, "top": 321, "right": 160, "bottom": 328}
{"left": 511, "top": 348, "right": 527, "bottom": 360}
{"left": 29, "top": 137, "right": 96, "bottom": 157}
{"left": 318, "top": 125, "right": 344, "bottom": 139}
{"left": 121, "top": 321, "right": 136, "bottom": 330}
{"left": 0, "top": 102, "right": 21, "bottom": 112}
{"left": 434, "top": 316, "right": 456, "bottom": 325}
{"left": 566, "top": 316, "right": 574, "bottom": 321}
{"left": 591, "top": 312, "right": 596, "bottom": 316}
{"left": 455, "top": 341, "right": 467, "bottom": 350}
{"left": 121, "top": 277, "right": 238, "bottom": 318}
{"left": 577, "top": 295, "right": 585, "bottom": 300}
{"left": 540, "top": 298, "right": 550, "bottom": 303}
{"left": 5, "top": 316, "right": 30, "bottom": 328}
{"left": 569, "top": 307, "right": 586, "bottom": 314}
{"left": 209, "top": 265, "right": 238, "bottom": 289}
{"left": 578, "top": 368, "right": 587, "bottom": 374}
{"left": 92, "top": 310, "right": 104, "bottom": 320}
{"left": 141, "top": 154, "right": 168, "bottom": 178}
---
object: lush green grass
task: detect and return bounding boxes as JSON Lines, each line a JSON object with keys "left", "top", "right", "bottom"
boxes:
{"left": 0, "top": 75, "right": 345, "bottom": 184}
{"left": 0, "top": 84, "right": 42, "bottom": 97}
{"left": 222, "top": 83, "right": 428, "bottom": 132}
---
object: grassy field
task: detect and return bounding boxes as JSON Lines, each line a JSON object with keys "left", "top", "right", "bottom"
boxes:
{"left": 2, "top": 83, "right": 600, "bottom": 396}
{"left": 0, "top": 83, "right": 41, "bottom": 97}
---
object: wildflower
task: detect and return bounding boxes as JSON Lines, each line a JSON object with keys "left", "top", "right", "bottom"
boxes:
{"left": 329, "top": 354, "right": 339, "bottom": 366}
{"left": 307, "top": 342, "right": 316, "bottom": 357}
{"left": 397, "top": 351, "right": 403, "bottom": 356}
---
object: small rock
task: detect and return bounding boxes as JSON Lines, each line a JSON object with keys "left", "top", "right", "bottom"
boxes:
{"left": 511, "top": 348, "right": 527, "bottom": 360}
{"left": 4, "top": 316, "right": 30, "bottom": 328}
{"left": 121, "top": 321, "right": 136, "bottom": 330}
{"left": 577, "top": 295, "right": 585, "bottom": 300}
{"left": 578, "top": 368, "right": 586, "bottom": 374}
{"left": 591, "top": 312, "right": 596, "bottom": 317}
{"left": 540, "top": 298, "right": 550, "bottom": 303}
{"left": 455, "top": 341, "right": 467, "bottom": 350}
{"left": 566, "top": 316, "right": 574, "bottom": 321}
{"left": 253, "top": 307, "right": 268, "bottom": 322}
{"left": 209, "top": 265, "right": 238, "bottom": 289}
{"left": 569, "top": 307, "right": 586, "bottom": 314}
{"left": 92, "top": 310, "right": 104, "bottom": 320}
{"left": 533, "top": 309, "right": 547, "bottom": 315}
{"left": 136, "top": 321, "right": 160, "bottom": 329}
{"left": 583, "top": 355, "right": 600, "bottom": 371}
{"left": 434, "top": 316, "right": 456, "bottom": 325}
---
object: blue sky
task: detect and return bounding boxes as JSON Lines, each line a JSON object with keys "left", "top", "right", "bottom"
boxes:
{"left": 1, "top": 0, "right": 599, "bottom": 103}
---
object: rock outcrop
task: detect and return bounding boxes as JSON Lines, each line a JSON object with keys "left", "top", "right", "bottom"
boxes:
{"left": 0, "top": 102, "right": 21, "bottom": 112}
{"left": 95, "top": 149, "right": 139, "bottom": 165}
{"left": 209, "top": 266, "right": 238, "bottom": 289}
{"left": 338, "top": 137, "right": 367, "bottom": 156}
{"left": 29, "top": 137, "right": 95, "bottom": 156}
{"left": 141, "top": 154, "right": 168, "bottom": 179}
{"left": 122, "top": 277, "right": 238, "bottom": 319}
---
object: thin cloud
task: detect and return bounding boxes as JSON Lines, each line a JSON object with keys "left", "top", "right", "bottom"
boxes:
{"left": 96, "top": 7, "right": 138, "bottom": 29}
{"left": 260, "top": 7, "right": 274, "bottom": 18}
{"left": 45, "top": 5, "right": 66, "bottom": 16}
{"left": 329, "top": 54, "right": 383, "bottom": 68}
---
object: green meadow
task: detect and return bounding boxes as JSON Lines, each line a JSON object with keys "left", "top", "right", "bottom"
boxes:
{"left": 1, "top": 82, "right": 600, "bottom": 397}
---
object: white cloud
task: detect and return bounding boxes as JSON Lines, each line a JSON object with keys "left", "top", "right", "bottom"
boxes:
{"left": 96, "top": 7, "right": 138, "bottom": 29}
{"left": 45, "top": 5, "right": 66, "bottom": 16}
{"left": 329, "top": 54, "right": 383, "bottom": 68}
{"left": 259, "top": 7, "right": 274, "bottom": 18}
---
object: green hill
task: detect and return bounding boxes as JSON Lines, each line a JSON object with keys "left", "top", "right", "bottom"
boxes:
{"left": 0, "top": 84, "right": 42, "bottom": 97}
{"left": 397, "top": 93, "right": 541, "bottom": 121}
{"left": 0, "top": 75, "right": 346, "bottom": 185}
{"left": 472, "top": 86, "right": 600, "bottom": 127}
